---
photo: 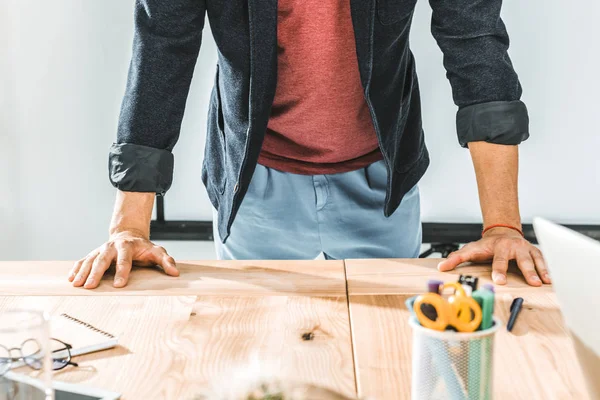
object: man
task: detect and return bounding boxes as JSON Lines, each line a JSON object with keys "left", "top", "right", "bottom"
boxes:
{"left": 69, "top": 0, "right": 549, "bottom": 289}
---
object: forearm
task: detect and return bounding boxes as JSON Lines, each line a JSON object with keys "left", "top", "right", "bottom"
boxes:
{"left": 109, "top": 0, "right": 206, "bottom": 197}
{"left": 109, "top": 191, "right": 155, "bottom": 239}
{"left": 469, "top": 142, "right": 521, "bottom": 230}
{"left": 441, "top": 141, "right": 549, "bottom": 287}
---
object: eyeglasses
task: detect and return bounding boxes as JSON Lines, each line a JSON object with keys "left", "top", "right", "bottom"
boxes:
{"left": 0, "top": 338, "right": 79, "bottom": 376}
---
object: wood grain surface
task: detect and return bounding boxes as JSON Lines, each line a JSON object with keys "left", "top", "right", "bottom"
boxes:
{"left": 0, "top": 260, "right": 346, "bottom": 296}
{"left": 0, "top": 259, "right": 590, "bottom": 400}
{"left": 348, "top": 292, "right": 589, "bottom": 400}
{"left": 0, "top": 296, "right": 356, "bottom": 400}
{"left": 345, "top": 258, "right": 554, "bottom": 295}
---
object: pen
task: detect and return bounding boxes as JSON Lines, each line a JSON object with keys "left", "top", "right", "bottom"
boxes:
{"left": 472, "top": 290, "right": 494, "bottom": 331}
{"left": 507, "top": 297, "right": 524, "bottom": 332}
{"left": 468, "top": 289, "right": 495, "bottom": 399}
{"left": 482, "top": 283, "right": 495, "bottom": 293}
{"left": 461, "top": 284, "right": 473, "bottom": 297}
{"left": 458, "top": 275, "right": 479, "bottom": 292}
{"left": 482, "top": 284, "right": 495, "bottom": 315}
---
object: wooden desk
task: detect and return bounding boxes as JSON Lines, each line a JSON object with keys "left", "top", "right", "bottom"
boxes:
{"left": 345, "top": 258, "right": 555, "bottom": 295}
{"left": 0, "top": 259, "right": 590, "bottom": 400}
{"left": 0, "top": 296, "right": 354, "bottom": 399}
{"left": 0, "top": 260, "right": 346, "bottom": 296}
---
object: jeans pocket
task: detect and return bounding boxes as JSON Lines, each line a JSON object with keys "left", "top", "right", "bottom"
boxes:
{"left": 365, "top": 160, "right": 388, "bottom": 192}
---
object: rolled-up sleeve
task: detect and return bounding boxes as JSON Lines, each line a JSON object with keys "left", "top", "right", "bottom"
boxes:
{"left": 109, "top": 0, "right": 206, "bottom": 194}
{"left": 429, "top": 0, "right": 529, "bottom": 148}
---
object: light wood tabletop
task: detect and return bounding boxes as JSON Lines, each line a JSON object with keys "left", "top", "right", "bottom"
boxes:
{"left": 0, "top": 260, "right": 346, "bottom": 296}
{"left": 0, "top": 295, "right": 356, "bottom": 400}
{"left": 345, "top": 258, "right": 555, "bottom": 295}
{"left": 0, "top": 259, "right": 590, "bottom": 400}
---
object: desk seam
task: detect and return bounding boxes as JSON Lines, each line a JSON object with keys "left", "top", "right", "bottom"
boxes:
{"left": 343, "top": 260, "right": 360, "bottom": 397}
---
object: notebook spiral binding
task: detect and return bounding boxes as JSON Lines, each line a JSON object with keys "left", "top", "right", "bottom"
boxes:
{"left": 60, "top": 313, "right": 115, "bottom": 338}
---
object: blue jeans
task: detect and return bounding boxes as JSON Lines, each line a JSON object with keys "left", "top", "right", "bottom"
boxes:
{"left": 213, "top": 160, "right": 422, "bottom": 260}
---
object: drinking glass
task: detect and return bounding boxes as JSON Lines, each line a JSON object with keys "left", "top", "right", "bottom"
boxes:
{"left": 0, "top": 310, "right": 53, "bottom": 400}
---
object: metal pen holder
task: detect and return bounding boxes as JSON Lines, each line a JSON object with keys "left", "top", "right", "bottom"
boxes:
{"left": 409, "top": 317, "right": 502, "bottom": 400}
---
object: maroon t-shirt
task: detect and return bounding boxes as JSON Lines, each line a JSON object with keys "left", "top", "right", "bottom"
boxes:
{"left": 258, "top": 0, "right": 382, "bottom": 175}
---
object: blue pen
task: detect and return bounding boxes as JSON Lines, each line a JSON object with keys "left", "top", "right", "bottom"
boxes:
{"left": 429, "top": 337, "right": 467, "bottom": 400}
{"left": 407, "top": 297, "right": 436, "bottom": 399}
{"left": 409, "top": 318, "right": 467, "bottom": 400}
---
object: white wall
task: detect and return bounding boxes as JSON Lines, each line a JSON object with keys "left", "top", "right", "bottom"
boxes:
{"left": 413, "top": 0, "right": 600, "bottom": 224}
{"left": 1, "top": 0, "right": 599, "bottom": 261}
{"left": 0, "top": 2, "right": 19, "bottom": 255}
{"left": 1, "top": 0, "right": 217, "bottom": 260}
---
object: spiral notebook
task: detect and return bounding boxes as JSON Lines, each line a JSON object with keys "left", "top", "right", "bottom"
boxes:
{"left": 51, "top": 313, "right": 119, "bottom": 356}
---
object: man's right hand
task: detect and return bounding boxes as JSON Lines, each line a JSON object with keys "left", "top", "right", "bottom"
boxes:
{"left": 68, "top": 231, "right": 179, "bottom": 289}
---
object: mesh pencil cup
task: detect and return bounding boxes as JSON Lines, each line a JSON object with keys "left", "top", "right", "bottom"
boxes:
{"left": 409, "top": 317, "right": 502, "bottom": 400}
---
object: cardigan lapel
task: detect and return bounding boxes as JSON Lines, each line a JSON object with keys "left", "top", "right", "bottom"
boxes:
{"left": 247, "top": 0, "right": 279, "bottom": 127}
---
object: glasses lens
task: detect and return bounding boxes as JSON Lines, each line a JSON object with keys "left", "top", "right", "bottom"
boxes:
{"left": 21, "top": 338, "right": 43, "bottom": 370}
{"left": 0, "top": 345, "right": 10, "bottom": 376}
{"left": 50, "top": 339, "right": 70, "bottom": 370}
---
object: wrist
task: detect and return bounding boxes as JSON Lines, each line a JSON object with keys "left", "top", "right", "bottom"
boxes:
{"left": 109, "top": 191, "right": 154, "bottom": 240}
{"left": 482, "top": 224, "right": 524, "bottom": 238}
{"left": 109, "top": 226, "right": 149, "bottom": 240}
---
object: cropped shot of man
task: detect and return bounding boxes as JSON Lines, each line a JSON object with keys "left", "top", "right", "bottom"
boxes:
{"left": 70, "top": 0, "right": 548, "bottom": 289}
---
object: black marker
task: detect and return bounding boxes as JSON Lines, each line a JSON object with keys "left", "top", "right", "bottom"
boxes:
{"left": 458, "top": 275, "right": 479, "bottom": 292}
{"left": 507, "top": 297, "right": 524, "bottom": 332}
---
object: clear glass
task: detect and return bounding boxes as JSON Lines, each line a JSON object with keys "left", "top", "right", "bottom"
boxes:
{"left": 0, "top": 310, "right": 54, "bottom": 400}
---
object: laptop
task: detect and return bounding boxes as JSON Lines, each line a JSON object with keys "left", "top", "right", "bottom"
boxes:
{"left": 533, "top": 218, "right": 600, "bottom": 400}
{"left": 2, "top": 371, "right": 120, "bottom": 400}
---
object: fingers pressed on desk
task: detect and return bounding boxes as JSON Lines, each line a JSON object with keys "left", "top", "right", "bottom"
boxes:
{"left": 114, "top": 245, "right": 133, "bottom": 288}
{"left": 491, "top": 247, "right": 509, "bottom": 285}
{"left": 73, "top": 255, "right": 95, "bottom": 287}
{"left": 531, "top": 248, "right": 551, "bottom": 284}
{"left": 437, "top": 251, "right": 466, "bottom": 271}
{"left": 145, "top": 246, "right": 179, "bottom": 277}
{"left": 515, "top": 250, "right": 542, "bottom": 287}
{"left": 160, "top": 254, "right": 180, "bottom": 277}
{"left": 68, "top": 259, "right": 84, "bottom": 282}
{"left": 85, "top": 248, "right": 115, "bottom": 289}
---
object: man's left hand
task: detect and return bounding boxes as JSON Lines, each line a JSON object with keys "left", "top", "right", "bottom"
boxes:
{"left": 436, "top": 227, "right": 550, "bottom": 287}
